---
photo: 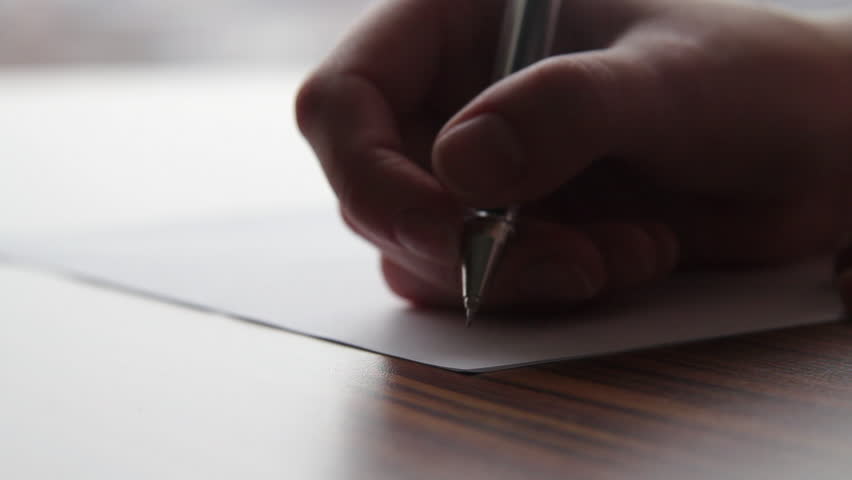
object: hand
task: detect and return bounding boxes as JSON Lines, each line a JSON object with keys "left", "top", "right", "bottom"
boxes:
{"left": 296, "top": 0, "right": 852, "bottom": 309}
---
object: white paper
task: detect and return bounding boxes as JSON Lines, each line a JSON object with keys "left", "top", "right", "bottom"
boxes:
{"left": 0, "top": 211, "right": 842, "bottom": 372}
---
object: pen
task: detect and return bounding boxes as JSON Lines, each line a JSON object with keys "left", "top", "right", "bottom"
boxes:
{"left": 462, "top": 0, "right": 562, "bottom": 326}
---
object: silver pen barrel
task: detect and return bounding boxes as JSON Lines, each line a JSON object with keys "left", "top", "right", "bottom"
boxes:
{"left": 494, "top": 0, "right": 562, "bottom": 80}
{"left": 462, "top": 0, "right": 562, "bottom": 325}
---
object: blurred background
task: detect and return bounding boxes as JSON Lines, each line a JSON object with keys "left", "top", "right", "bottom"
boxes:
{"left": 0, "top": 0, "right": 846, "bottom": 66}
{"left": 0, "top": 0, "right": 377, "bottom": 236}
{"left": 0, "top": 0, "right": 369, "bottom": 66}
{"left": 0, "top": 0, "right": 848, "bottom": 237}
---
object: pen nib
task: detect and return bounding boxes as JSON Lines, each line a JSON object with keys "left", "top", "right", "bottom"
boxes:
{"left": 464, "top": 296, "right": 480, "bottom": 328}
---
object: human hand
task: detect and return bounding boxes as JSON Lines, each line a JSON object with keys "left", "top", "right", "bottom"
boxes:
{"left": 296, "top": 0, "right": 852, "bottom": 309}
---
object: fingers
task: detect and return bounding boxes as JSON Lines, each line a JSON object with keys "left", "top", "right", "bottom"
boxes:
{"left": 298, "top": 72, "right": 462, "bottom": 263}
{"left": 381, "top": 219, "right": 681, "bottom": 309}
{"left": 296, "top": 0, "right": 663, "bottom": 268}
{"left": 296, "top": 1, "right": 506, "bottom": 264}
{"left": 432, "top": 48, "right": 669, "bottom": 207}
{"left": 836, "top": 242, "right": 852, "bottom": 313}
{"left": 297, "top": 0, "right": 648, "bottom": 265}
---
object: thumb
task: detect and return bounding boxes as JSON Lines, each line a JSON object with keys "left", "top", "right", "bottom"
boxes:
{"left": 432, "top": 48, "right": 667, "bottom": 207}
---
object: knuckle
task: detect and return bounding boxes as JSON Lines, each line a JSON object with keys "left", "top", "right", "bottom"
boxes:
{"left": 334, "top": 150, "right": 390, "bottom": 236}
{"left": 533, "top": 57, "right": 603, "bottom": 105}
{"left": 517, "top": 56, "right": 616, "bottom": 151}
{"left": 294, "top": 71, "right": 329, "bottom": 138}
{"left": 338, "top": 204, "right": 379, "bottom": 249}
{"left": 338, "top": 204, "right": 362, "bottom": 236}
{"left": 335, "top": 160, "right": 361, "bottom": 216}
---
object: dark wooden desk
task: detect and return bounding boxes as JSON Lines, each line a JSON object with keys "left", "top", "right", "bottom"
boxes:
{"left": 355, "top": 323, "right": 852, "bottom": 479}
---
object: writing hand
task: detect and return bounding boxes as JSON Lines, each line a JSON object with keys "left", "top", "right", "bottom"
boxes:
{"left": 297, "top": 0, "right": 852, "bottom": 310}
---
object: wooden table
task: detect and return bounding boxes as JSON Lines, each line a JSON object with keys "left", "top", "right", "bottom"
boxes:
{"left": 380, "top": 324, "right": 852, "bottom": 479}
{"left": 2, "top": 265, "right": 850, "bottom": 480}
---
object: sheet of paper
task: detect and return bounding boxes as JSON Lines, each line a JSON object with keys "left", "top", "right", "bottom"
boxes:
{"left": 0, "top": 211, "right": 842, "bottom": 372}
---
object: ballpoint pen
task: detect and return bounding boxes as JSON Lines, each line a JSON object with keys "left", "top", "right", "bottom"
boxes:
{"left": 462, "top": 0, "right": 562, "bottom": 326}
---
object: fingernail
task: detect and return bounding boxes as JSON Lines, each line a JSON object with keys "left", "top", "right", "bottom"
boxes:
{"left": 434, "top": 113, "right": 524, "bottom": 198}
{"left": 395, "top": 209, "right": 458, "bottom": 262}
{"left": 521, "top": 261, "right": 598, "bottom": 302}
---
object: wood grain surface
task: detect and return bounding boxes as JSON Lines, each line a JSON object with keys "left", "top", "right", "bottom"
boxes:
{"left": 362, "top": 323, "right": 852, "bottom": 480}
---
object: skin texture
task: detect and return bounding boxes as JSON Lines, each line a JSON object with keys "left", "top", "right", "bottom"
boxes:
{"left": 296, "top": 0, "right": 852, "bottom": 311}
